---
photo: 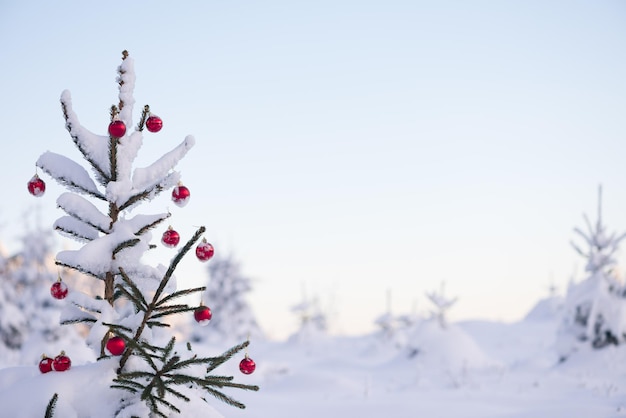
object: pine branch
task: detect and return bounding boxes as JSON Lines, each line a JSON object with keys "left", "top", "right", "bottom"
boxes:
{"left": 118, "top": 267, "right": 149, "bottom": 311}
{"left": 60, "top": 96, "right": 111, "bottom": 184}
{"left": 119, "top": 184, "right": 165, "bottom": 211}
{"left": 113, "top": 238, "right": 141, "bottom": 258}
{"left": 206, "top": 341, "right": 248, "bottom": 373}
{"left": 202, "top": 386, "right": 246, "bottom": 409}
{"left": 54, "top": 225, "right": 96, "bottom": 243}
{"left": 55, "top": 260, "right": 103, "bottom": 280}
{"left": 60, "top": 317, "right": 97, "bottom": 325}
{"left": 45, "top": 393, "right": 58, "bottom": 418}
{"left": 134, "top": 213, "right": 170, "bottom": 236}
{"left": 56, "top": 199, "right": 110, "bottom": 235}
{"left": 155, "top": 286, "right": 206, "bottom": 307}
{"left": 149, "top": 306, "right": 196, "bottom": 320}
{"left": 137, "top": 105, "right": 150, "bottom": 132}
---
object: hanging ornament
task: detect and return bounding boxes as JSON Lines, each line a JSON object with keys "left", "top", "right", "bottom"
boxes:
{"left": 171, "top": 183, "right": 191, "bottom": 207}
{"left": 194, "top": 305, "right": 212, "bottom": 326}
{"left": 162, "top": 226, "right": 180, "bottom": 247}
{"left": 195, "top": 239, "right": 214, "bottom": 262}
{"left": 52, "top": 352, "right": 71, "bottom": 372}
{"left": 50, "top": 277, "right": 68, "bottom": 300}
{"left": 27, "top": 174, "right": 46, "bottom": 197}
{"left": 146, "top": 114, "right": 163, "bottom": 133}
{"left": 239, "top": 355, "right": 256, "bottom": 375}
{"left": 39, "top": 355, "right": 53, "bottom": 374}
{"left": 106, "top": 336, "right": 126, "bottom": 356}
{"left": 108, "top": 119, "right": 126, "bottom": 138}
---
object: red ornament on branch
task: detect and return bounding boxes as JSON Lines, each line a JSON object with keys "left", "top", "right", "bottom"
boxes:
{"left": 172, "top": 183, "right": 190, "bottom": 207}
{"left": 239, "top": 355, "right": 256, "bottom": 375}
{"left": 50, "top": 278, "right": 68, "bottom": 300}
{"left": 108, "top": 120, "right": 126, "bottom": 138}
{"left": 146, "top": 114, "right": 163, "bottom": 133}
{"left": 52, "top": 352, "right": 71, "bottom": 372}
{"left": 162, "top": 227, "right": 180, "bottom": 248}
{"left": 27, "top": 174, "right": 46, "bottom": 197}
{"left": 39, "top": 355, "right": 53, "bottom": 374}
{"left": 106, "top": 336, "right": 126, "bottom": 356}
{"left": 194, "top": 305, "right": 212, "bottom": 326}
{"left": 196, "top": 239, "right": 214, "bottom": 262}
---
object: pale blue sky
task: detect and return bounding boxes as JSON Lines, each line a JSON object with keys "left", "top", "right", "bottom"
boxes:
{"left": 1, "top": 1, "right": 626, "bottom": 338}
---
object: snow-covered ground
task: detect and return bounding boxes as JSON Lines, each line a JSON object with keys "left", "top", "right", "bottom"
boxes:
{"left": 1, "top": 297, "right": 624, "bottom": 417}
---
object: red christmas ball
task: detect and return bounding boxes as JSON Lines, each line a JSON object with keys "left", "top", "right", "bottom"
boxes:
{"left": 162, "top": 228, "right": 180, "bottom": 248}
{"left": 108, "top": 120, "right": 126, "bottom": 138}
{"left": 39, "top": 356, "right": 53, "bottom": 374}
{"left": 146, "top": 115, "right": 163, "bottom": 133}
{"left": 106, "top": 336, "right": 126, "bottom": 356}
{"left": 50, "top": 280, "right": 68, "bottom": 300}
{"left": 194, "top": 306, "right": 212, "bottom": 326}
{"left": 239, "top": 356, "right": 256, "bottom": 375}
{"left": 171, "top": 185, "right": 190, "bottom": 207}
{"left": 27, "top": 175, "right": 46, "bottom": 197}
{"left": 52, "top": 352, "right": 71, "bottom": 372}
{"left": 195, "top": 240, "right": 214, "bottom": 262}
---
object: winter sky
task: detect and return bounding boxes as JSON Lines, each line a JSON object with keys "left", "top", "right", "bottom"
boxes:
{"left": 1, "top": 1, "right": 625, "bottom": 339}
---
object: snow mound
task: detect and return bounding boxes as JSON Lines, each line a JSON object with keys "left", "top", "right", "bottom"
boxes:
{"left": 404, "top": 319, "right": 497, "bottom": 371}
{"left": 524, "top": 296, "right": 564, "bottom": 322}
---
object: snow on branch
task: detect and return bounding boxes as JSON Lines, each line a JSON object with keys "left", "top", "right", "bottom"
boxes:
{"left": 116, "top": 52, "right": 136, "bottom": 125}
{"left": 57, "top": 193, "right": 111, "bottom": 233}
{"left": 131, "top": 136, "right": 195, "bottom": 193}
{"left": 60, "top": 90, "right": 111, "bottom": 184}
{"left": 37, "top": 151, "right": 105, "bottom": 200}
{"left": 56, "top": 225, "right": 144, "bottom": 278}
{"left": 54, "top": 215, "right": 101, "bottom": 242}
{"left": 125, "top": 213, "right": 171, "bottom": 236}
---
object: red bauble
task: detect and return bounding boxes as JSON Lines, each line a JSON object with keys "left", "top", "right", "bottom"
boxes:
{"left": 162, "top": 227, "right": 180, "bottom": 248}
{"left": 52, "top": 352, "right": 71, "bottom": 372}
{"left": 239, "top": 356, "right": 256, "bottom": 375}
{"left": 50, "top": 280, "right": 68, "bottom": 300}
{"left": 108, "top": 120, "right": 126, "bottom": 138}
{"left": 171, "top": 184, "right": 190, "bottom": 207}
{"left": 27, "top": 174, "right": 46, "bottom": 197}
{"left": 195, "top": 240, "right": 214, "bottom": 262}
{"left": 146, "top": 115, "right": 163, "bottom": 133}
{"left": 39, "top": 356, "right": 53, "bottom": 374}
{"left": 106, "top": 336, "right": 126, "bottom": 356}
{"left": 194, "top": 305, "right": 212, "bottom": 326}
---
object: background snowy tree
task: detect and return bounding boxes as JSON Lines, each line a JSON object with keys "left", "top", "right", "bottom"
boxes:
{"left": 425, "top": 282, "right": 457, "bottom": 329}
{"left": 191, "top": 253, "right": 263, "bottom": 345}
{"left": 288, "top": 287, "right": 328, "bottom": 344}
{"left": 558, "top": 187, "right": 626, "bottom": 356}
{"left": 30, "top": 51, "right": 257, "bottom": 417}
{"left": 0, "top": 242, "right": 27, "bottom": 359}
{"left": 6, "top": 210, "right": 84, "bottom": 363}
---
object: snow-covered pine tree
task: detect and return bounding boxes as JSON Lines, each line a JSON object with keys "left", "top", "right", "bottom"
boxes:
{"left": 425, "top": 282, "right": 457, "bottom": 329}
{"left": 0, "top": 244, "right": 27, "bottom": 356}
{"left": 34, "top": 50, "right": 258, "bottom": 417}
{"left": 192, "top": 253, "right": 262, "bottom": 345}
{"left": 8, "top": 211, "right": 83, "bottom": 363}
{"left": 558, "top": 186, "right": 626, "bottom": 353}
{"left": 289, "top": 288, "right": 327, "bottom": 344}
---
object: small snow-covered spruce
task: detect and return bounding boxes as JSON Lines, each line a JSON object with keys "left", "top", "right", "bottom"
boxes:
{"left": 35, "top": 50, "right": 258, "bottom": 417}
{"left": 560, "top": 186, "right": 626, "bottom": 350}
{"left": 425, "top": 282, "right": 457, "bottom": 329}
{"left": 192, "top": 254, "right": 263, "bottom": 344}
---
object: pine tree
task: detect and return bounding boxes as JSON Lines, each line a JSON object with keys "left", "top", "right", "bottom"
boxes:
{"left": 8, "top": 212, "right": 83, "bottom": 362}
{"left": 34, "top": 51, "right": 258, "bottom": 417}
{"left": 559, "top": 186, "right": 626, "bottom": 352}
{"left": 192, "top": 253, "right": 263, "bottom": 345}
{"left": 0, "top": 245, "right": 27, "bottom": 354}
